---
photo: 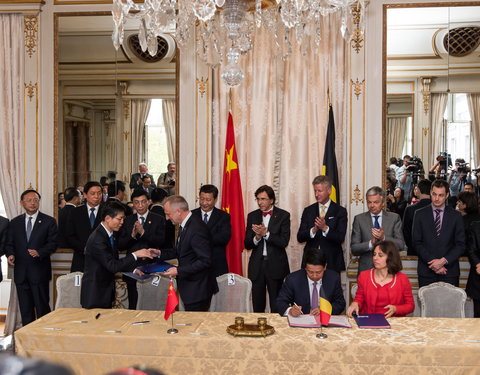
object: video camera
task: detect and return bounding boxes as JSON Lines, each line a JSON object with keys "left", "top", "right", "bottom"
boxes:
{"left": 436, "top": 152, "right": 452, "bottom": 171}
{"left": 406, "top": 156, "right": 423, "bottom": 172}
{"left": 456, "top": 162, "right": 470, "bottom": 174}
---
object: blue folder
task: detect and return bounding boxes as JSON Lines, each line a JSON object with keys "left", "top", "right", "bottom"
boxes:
{"left": 138, "top": 261, "right": 175, "bottom": 274}
{"left": 353, "top": 313, "right": 391, "bottom": 329}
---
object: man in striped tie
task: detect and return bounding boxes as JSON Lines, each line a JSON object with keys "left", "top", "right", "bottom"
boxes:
{"left": 412, "top": 179, "right": 465, "bottom": 287}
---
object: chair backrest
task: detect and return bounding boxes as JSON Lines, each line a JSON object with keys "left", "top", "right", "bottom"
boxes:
{"left": 209, "top": 273, "right": 253, "bottom": 313}
{"left": 418, "top": 282, "right": 467, "bottom": 318}
{"left": 55, "top": 272, "right": 83, "bottom": 309}
{"left": 350, "top": 284, "right": 358, "bottom": 300}
{"left": 136, "top": 275, "right": 177, "bottom": 311}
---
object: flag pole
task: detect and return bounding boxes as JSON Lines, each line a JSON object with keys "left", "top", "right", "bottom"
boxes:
{"left": 316, "top": 323, "right": 327, "bottom": 339}
{"left": 167, "top": 277, "right": 178, "bottom": 334}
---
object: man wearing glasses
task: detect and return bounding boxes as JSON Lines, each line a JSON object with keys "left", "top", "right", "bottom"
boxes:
{"left": 244, "top": 185, "right": 290, "bottom": 313}
{"left": 6, "top": 190, "right": 58, "bottom": 325}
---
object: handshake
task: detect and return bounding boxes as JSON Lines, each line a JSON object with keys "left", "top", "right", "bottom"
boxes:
{"left": 133, "top": 248, "right": 161, "bottom": 259}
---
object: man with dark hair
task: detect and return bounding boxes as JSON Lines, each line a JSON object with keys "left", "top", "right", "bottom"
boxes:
{"left": 117, "top": 190, "right": 165, "bottom": 309}
{"left": 245, "top": 185, "right": 290, "bottom": 313}
{"left": 464, "top": 182, "right": 475, "bottom": 194}
{"left": 413, "top": 179, "right": 465, "bottom": 287}
{"left": 107, "top": 180, "right": 133, "bottom": 216}
{"left": 80, "top": 202, "right": 158, "bottom": 309}
{"left": 297, "top": 175, "right": 348, "bottom": 273}
{"left": 191, "top": 184, "right": 231, "bottom": 277}
{"left": 351, "top": 186, "right": 404, "bottom": 274}
{"left": 402, "top": 179, "right": 432, "bottom": 255}
{"left": 159, "top": 195, "right": 218, "bottom": 311}
{"left": 136, "top": 175, "right": 154, "bottom": 197}
{"left": 157, "top": 162, "right": 176, "bottom": 196}
{"left": 150, "top": 187, "right": 175, "bottom": 248}
{"left": 276, "top": 248, "right": 346, "bottom": 317}
{"left": 6, "top": 190, "right": 58, "bottom": 325}
{"left": 396, "top": 155, "right": 413, "bottom": 200}
{"left": 130, "top": 163, "right": 156, "bottom": 190}
{"left": 57, "top": 187, "right": 82, "bottom": 248}
{"left": 65, "top": 181, "right": 104, "bottom": 272}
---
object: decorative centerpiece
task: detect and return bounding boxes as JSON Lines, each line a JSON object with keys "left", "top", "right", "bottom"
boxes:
{"left": 227, "top": 316, "right": 275, "bottom": 337}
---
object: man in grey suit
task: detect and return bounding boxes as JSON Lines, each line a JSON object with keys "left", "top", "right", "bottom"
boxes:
{"left": 351, "top": 186, "right": 404, "bottom": 274}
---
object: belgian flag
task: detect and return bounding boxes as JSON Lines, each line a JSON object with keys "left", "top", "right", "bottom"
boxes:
{"left": 321, "top": 105, "right": 340, "bottom": 204}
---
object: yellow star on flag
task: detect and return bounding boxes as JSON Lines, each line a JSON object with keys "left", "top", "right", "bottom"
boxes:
{"left": 225, "top": 145, "right": 238, "bottom": 180}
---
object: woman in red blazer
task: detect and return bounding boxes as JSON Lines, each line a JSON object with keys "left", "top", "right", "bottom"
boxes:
{"left": 347, "top": 241, "right": 414, "bottom": 318}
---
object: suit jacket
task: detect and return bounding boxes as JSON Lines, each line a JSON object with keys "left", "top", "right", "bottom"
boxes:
{"left": 192, "top": 207, "right": 231, "bottom": 277}
{"left": 65, "top": 204, "right": 103, "bottom": 272}
{"left": 351, "top": 211, "right": 405, "bottom": 273}
{"left": 402, "top": 198, "right": 431, "bottom": 255}
{"left": 0, "top": 216, "right": 9, "bottom": 283}
{"left": 244, "top": 207, "right": 290, "bottom": 281}
{"left": 134, "top": 186, "right": 155, "bottom": 197}
{"left": 276, "top": 268, "right": 346, "bottom": 316}
{"left": 80, "top": 225, "right": 137, "bottom": 309}
{"left": 57, "top": 204, "right": 75, "bottom": 248}
{"left": 117, "top": 211, "right": 165, "bottom": 262}
{"left": 106, "top": 197, "right": 133, "bottom": 217}
{"left": 413, "top": 205, "right": 465, "bottom": 278}
{"left": 354, "top": 269, "right": 414, "bottom": 317}
{"left": 150, "top": 205, "right": 175, "bottom": 248}
{"left": 5, "top": 212, "right": 57, "bottom": 284}
{"left": 466, "top": 221, "right": 480, "bottom": 299}
{"left": 297, "top": 202, "right": 347, "bottom": 272}
{"left": 129, "top": 173, "right": 156, "bottom": 190}
{"left": 160, "top": 214, "right": 218, "bottom": 305}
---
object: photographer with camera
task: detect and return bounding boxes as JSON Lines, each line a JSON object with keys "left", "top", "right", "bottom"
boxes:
{"left": 429, "top": 154, "right": 450, "bottom": 181}
{"left": 395, "top": 155, "right": 414, "bottom": 201}
{"left": 157, "top": 162, "right": 176, "bottom": 196}
{"left": 448, "top": 158, "right": 471, "bottom": 204}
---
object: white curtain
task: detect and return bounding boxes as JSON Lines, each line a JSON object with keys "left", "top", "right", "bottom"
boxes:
{"left": 0, "top": 14, "right": 25, "bottom": 335}
{"left": 467, "top": 94, "right": 480, "bottom": 167}
{"left": 212, "top": 12, "right": 347, "bottom": 272}
{"left": 430, "top": 93, "right": 448, "bottom": 157}
{"left": 162, "top": 99, "right": 176, "bottom": 163}
{"left": 131, "top": 99, "right": 151, "bottom": 166}
{"left": 386, "top": 117, "right": 408, "bottom": 159}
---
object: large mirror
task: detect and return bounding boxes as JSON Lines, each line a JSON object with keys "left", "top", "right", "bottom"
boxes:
{"left": 55, "top": 12, "right": 177, "bottom": 201}
{"left": 384, "top": 2, "right": 480, "bottom": 193}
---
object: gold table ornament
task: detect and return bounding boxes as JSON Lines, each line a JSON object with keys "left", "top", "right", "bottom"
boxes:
{"left": 226, "top": 316, "right": 275, "bottom": 337}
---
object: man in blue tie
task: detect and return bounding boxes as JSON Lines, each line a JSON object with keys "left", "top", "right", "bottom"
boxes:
{"left": 6, "top": 190, "right": 57, "bottom": 325}
{"left": 351, "top": 186, "right": 404, "bottom": 274}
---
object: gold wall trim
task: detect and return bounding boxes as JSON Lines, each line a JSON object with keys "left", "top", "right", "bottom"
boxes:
{"left": 351, "top": 184, "right": 363, "bottom": 205}
{"left": 350, "top": 4, "right": 364, "bottom": 54}
{"left": 351, "top": 78, "right": 364, "bottom": 100}
{"left": 0, "top": 0, "right": 44, "bottom": 3}
{"left": 25, "top": 81, "right": 37, "bottom": 102}
{"left": 24, "top": 15, "right": 38, "bottom": 58}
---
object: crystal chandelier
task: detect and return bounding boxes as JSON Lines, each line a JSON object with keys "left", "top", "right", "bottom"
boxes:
{"left": 112, "top": 0, "right": 365, "bottom": 87}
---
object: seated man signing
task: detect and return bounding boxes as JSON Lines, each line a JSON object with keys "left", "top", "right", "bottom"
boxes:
{"left": 276, "top": 248, "right": 346, "bottom": 317}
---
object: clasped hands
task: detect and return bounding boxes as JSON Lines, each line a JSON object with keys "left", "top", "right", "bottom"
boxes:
{"left": 133, "top": 248, "right": 160, "bottom": 260}
{"left": 370, "top": 227, "right": 385, "bottom": 245}
{"left": 131, "top": 220, "right": 145, "bottom": 238}
{"left": 252, "top": 223, "right": 268, "bottom": 240}
{"left": 428, "top": 258, "right": 447, "bottom": 275}
{"left": 312, "top": 216, "right": 328, "bottom": 233}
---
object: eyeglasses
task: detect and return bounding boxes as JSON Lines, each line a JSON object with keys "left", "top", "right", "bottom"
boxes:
{"left": 113, "top": 216, "right": 126, "bottom": 222}
{"left": 23, "top": 199, "right": 40, "bottom": 203}
{"left": 255, "top": 198, "right": 270, "bottom": 202}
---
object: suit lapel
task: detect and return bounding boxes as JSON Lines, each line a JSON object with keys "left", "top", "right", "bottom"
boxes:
{"left": 267, "top": 207, "right": 279, "bottom": 231}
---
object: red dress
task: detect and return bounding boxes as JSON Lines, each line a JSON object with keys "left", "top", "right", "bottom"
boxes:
{"left": 354, "top": 269, "right": 415, "bottom": 317}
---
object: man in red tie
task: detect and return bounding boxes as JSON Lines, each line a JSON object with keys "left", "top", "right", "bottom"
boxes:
{"left": 244, "top": 185, "right": 290, "bottom": 313}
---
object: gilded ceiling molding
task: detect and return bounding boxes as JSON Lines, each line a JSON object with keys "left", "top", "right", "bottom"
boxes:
{"left": 421, "top": 77, "right": 433, "bottom": 115}
{"left": 24, "top": 15, "right": 38, "bottom": 58}
{"left": 196, "top": 77, "right": 208, "bottom": 98}
{"left": 351, "top": 78, "right": 364, "bottom": 100}
{"left": 350, "top": 3, "right": 364, "bottom": 54}
{"left": 351, "top": 185, "right": 364, "bottom": 205}
{"left": 25, "top": 81, "right": 37, "bottom": 101}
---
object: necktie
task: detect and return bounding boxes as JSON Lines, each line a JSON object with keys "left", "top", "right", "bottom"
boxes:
{"left": 109, "top": 235, "right": 115, "bottom": 248}
{"left": 320, "top": 205, "right": 326, "bottom": 218}
{"left": 176, "top": 226, "right": 183, "bottom": 247}
{"left": 140, "top": 216, "right": 145, "bottom": 226}
{"left": 262, "top": 210, "right": 273, "bottom": 217}
{"left": 26, "top": 216, "right": 33, "bottom": 242}
{"left": 89, "top": 207, "right": 96, "bottom": 228}
{"left": 373, "top": 215, "right": 380, "bottom": 229}
{"left": 434, "top": 209, "right": 441, "bottom": 236}
{"left": 203, "top": 213, "right": 209, "bottom": 224}
{"left": 311, "top": 281, "right": 319, "bottom": 310}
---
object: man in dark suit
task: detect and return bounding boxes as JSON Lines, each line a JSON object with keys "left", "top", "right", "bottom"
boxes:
{"left": 297, "top": 175, "right": 347, "bottom": 273}
{"left": 160, "top": 195, "right": 218, "bottom": 311}
{"left": 191, "top": 184, "right": 231, "bottom": 277}
{"left": 351, "top": 186, "right": 404, "bottom": 274}
{"left": 5, "top": 190, "right": 58, "bottom": 325}
{"left": 413, "top": 179, "right": 465, "bottom": 287}
{"left": 117, "top": 190, "right": 165, "bottom": 309}
{"left": 276, "top": 248, "right": 346, "bottom": 316}
{"left": 135, "top": 176, "right": 155, "bottom": 198}
{"left": 150, "top": 187, "right": 175, "bottom": 248}
{"left": 106, "top": 180, "right": 133, "bottom": 216}
{"left": 129, "top": 163, "right": 156, "bottom": 190}
{"left": 65, "top": 181, "right": 103, "bottom": 272}
{"left": 57, "top": 187, "right": 81, "bottom": 248}
{"left": 402, "top": 179, "right": 432, "bottom": 255}
{"left": 80, "top": 202, "right": 158, "bottom": 309}
{"left": 0, "top": 215, "right": 9, "bottom": 283}
{"left": 245, "top": 185, "right": 290, "bottom": 313}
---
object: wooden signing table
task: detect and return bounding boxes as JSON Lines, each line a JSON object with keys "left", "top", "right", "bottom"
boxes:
{"left": 15, "top": 308, "right": 480, "bottom": 375}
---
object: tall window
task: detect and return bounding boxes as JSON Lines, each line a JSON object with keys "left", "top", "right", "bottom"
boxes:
{"left": 445, "top": 93, "right": 473, "bottom": 166}
{"left": 145, "top": 99, "right": 169, "bottom": 177}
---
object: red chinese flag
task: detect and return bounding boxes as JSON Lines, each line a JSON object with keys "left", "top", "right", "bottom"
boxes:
{"left": 221, "top": 112, "right": 245, "bottom": 276}
{"left": 164, "top": 279, "right": 178, "bottom": 320}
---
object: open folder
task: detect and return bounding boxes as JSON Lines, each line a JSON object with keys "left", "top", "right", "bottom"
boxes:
{"left": 122, "top": 261, "right": 176, "bottom": 281}
{"left": 353, "top": 313, "right": 391, "bottom": 329}
{"left": 288, "top": 314, "right": 351, "bottom": 328}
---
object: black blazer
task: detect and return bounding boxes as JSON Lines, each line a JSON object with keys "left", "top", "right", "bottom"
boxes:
{"left": 106, "top": 197, "right": 133, "bottom": 217}
{"left": 150, "top": 205, "right": 175, "bottom": 248}
{"left": 160, "top": 214, "right": 218, "bottom": 305}
{"left": 276, "top": 268, "right": 346, "bottom": 316}
{"left": 65, "top": 204, "right": 103, "bottom": 272}
{"left": 191, "top": 207, "right": 231, "bottom": 277}
{"left": 57, "top": 204, "right": 75, "bottom": 248}
{"left": 297, "top": 201, "right": 347, "bottom": 272}
{"left": 244, "top": 206, "right": 291, "bottom": 281}
{"left": 402, "top": 198, "right": 431, "bottom": 255}
{"left": 412, "top": 205, "right": 465, "bottom": 278}
{"left": 466, "top": 221, "right": 480, "bottom": 299}
{"left": 80, "top": 225, "right": 137, "bottom": 309}
{"left": 5, "top": 212, "right": 57, "bottom": 284}
{"left": 0, "top": 216, "right": 9, "bottom": 283}
{"left": 130, "top": 173, "right": 156, "bottom": 190}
